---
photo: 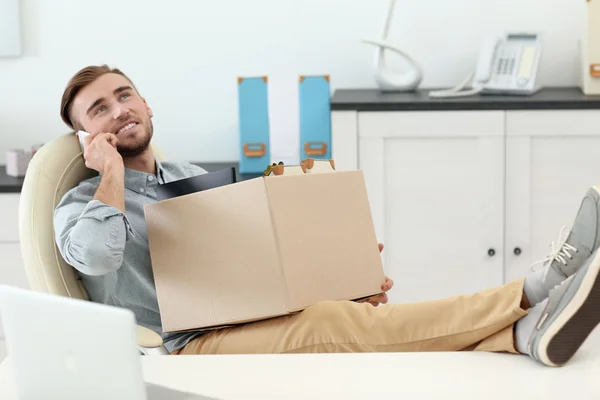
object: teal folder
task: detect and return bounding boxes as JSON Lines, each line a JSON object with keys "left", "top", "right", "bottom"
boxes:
{"left": 299, "top": 75, "right": 332, "bottom": 160}
{"left": 238, "top": 76, "right": 270, "bottom": 174}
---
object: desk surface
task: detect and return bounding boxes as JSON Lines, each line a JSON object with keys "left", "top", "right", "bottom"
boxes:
{"left": 1, "top": 348, "right": 599, "bottom": 399}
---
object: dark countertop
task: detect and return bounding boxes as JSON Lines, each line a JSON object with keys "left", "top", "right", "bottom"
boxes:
{"left": 0, "top": 167, "right": 25, "bottom": 193}
{"left": 330, "top": 87, "right": 600, "bottom": 111}
{"left": 0, "top": 162, "right": 261, "bottom": 194}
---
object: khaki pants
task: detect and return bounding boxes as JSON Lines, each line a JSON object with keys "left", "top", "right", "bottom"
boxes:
{"left": 172, "top": 278, "right": 528, "bottom": 355}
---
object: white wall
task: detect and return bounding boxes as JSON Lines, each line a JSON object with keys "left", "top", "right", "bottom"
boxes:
{"left": 0, "top": 0, "right": 585, "bottom": 164}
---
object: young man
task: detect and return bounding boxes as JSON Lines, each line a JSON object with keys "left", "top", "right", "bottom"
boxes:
{"left": 54, "top": 64, "right": 600, "bottom": 367}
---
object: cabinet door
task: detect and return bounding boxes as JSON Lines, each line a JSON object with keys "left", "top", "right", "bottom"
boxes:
{"left": 358, "top": 111, "right": 505, "bottom": 304}
{"left": 0, "top": 194, "right": 20, "bottom": 242}
{"left": 505, "top": 110, "right": 600, "bottom": 283}
{"left": 0, "top": 243, "right": 28, "bottom": 340}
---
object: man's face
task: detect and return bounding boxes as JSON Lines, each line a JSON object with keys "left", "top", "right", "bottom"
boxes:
{"left": 70, "top": 73, "right": 154, "bottom": 157}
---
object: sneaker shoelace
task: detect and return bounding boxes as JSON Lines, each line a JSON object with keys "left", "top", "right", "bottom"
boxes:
{"left": 530, "top": 225, "right": 578, "bottom": 281}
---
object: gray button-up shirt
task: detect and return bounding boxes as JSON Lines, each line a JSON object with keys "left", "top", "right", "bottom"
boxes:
{"left": 54, "top": 159, "right": 208, "bottom": 352}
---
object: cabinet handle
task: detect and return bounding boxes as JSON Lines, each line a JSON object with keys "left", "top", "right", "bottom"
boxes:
{"left": 488, "top": 248, "right": 496, "bottom": 257}
{"left": 514, "top": 247, "right": 522, "bottom": 256}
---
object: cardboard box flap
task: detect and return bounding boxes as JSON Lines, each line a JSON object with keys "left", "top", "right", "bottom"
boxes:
{"left": 145, "top": 178, "right": 288, "bottom": 332}
{"left": 265, "top": 170, "right": 385, "bottom": 311}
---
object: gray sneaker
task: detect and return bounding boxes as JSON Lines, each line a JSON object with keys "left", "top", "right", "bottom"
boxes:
{"left": 525, "top": 185, "right": 600, "bottom": 305}
{"left": 527, "top": 247, "right": 600, "bottom": 367}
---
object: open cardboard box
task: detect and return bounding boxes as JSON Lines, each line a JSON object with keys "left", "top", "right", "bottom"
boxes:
{"left": 144, "top": 162, "right": 386, "bottom": 333}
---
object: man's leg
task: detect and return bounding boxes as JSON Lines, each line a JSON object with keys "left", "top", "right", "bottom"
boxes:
{"left": 173, "top": 278, "right": 528, "bottom": 355}
{"left": 174, "top": 252, "right": 600, "bottom": 367}
{"left": 173, "top": 186, "right": 600, "bottom": 365}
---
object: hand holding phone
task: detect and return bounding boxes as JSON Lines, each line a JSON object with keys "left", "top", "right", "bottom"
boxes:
{"left": 77, "top": 131, "right": 122, "bottom": 174}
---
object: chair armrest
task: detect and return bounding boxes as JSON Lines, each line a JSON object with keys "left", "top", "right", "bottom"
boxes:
{"left": 136, "top": 325, "right": 169, "bottom": 355}
{"left": 136, "top": 325, "right": 163, "bottom": 347}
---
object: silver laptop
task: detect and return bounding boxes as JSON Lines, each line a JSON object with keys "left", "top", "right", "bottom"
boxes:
{"left": 0, "top": 285, "right": 216, "bottom": 400}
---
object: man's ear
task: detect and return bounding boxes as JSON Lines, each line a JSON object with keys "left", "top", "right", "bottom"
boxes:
{"left": 142, "top": 97, "right": 153, "bottom": 118}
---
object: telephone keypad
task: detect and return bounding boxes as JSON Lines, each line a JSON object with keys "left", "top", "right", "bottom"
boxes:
{"left": 491, "top": 45, "right": 521, "bottom": 88}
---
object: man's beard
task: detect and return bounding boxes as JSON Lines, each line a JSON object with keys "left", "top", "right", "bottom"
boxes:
{"left": 117, "top": 118, "right": 153, "bottom": 157}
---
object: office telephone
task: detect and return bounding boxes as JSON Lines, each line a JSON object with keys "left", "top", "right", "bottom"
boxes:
{"left": 77, "top": 130, "right": 90, "bottom": 152}
{"left": 429, "top": 33, "right": 542, "bottom": 98}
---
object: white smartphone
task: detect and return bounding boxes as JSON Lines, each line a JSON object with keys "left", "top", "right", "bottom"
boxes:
{"left": 77, "top": 130, "right": 90, "bottom": 153}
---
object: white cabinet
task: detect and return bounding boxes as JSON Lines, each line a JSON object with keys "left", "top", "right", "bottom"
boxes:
{"left": 0, "top": 194, "right": 20, "bottom": 242}
{"left": 0, "top": 194, "right": 26, "bottom": 362}
{"left": 0, "top": 243, "right": 27, "bottom": 332}
{"left": 332, "top": 108, "right": 600, "bottom": 304}
{"left": 504, "top": 111, "right": 600, "bottom": 283}
{"left": 356, "top": 111, "right": 505, "bottom": 304}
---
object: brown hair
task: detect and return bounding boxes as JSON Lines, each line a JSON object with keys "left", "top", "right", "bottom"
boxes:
{"left": 60, "top": 64, "right": 136, "bottom": 130}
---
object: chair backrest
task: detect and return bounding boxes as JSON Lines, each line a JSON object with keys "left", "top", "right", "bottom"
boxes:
{"left": 18, "top": 132, "right": 164, "bottom": 300}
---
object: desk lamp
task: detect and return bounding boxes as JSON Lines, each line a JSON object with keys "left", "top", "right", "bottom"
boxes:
{"left": 362, "top": 0, "right": 423, "bottom": 92}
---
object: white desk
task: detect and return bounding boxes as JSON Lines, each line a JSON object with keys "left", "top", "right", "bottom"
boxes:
{"left": 1, "top": 349, "right": 599, "bottom": 399}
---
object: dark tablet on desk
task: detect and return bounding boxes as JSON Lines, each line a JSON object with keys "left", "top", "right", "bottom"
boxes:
{"left": 157, "top": 167, "right": 237, "bottom": 201}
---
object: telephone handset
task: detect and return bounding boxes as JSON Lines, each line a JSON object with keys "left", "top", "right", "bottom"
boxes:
{"left": 77, "top": 130, "right": 90, "bottom": 153}
{"left": 77, "top": 130, "right": 118, "bottom": 153}
{"left": 429, "top": 33, "right": 542, "bottom": 98}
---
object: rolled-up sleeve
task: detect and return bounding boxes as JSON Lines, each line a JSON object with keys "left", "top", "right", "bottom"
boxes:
{"left": 54, "top": 187, "right": 134, "bottom": 276}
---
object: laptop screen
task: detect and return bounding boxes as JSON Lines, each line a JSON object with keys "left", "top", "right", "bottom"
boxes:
{"left": 157, "top": 167, "right": 237, "bottom": 201}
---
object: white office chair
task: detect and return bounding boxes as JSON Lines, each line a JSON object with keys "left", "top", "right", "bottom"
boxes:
{"left": 18, "top": 132, "right": 168, "bottom": 355}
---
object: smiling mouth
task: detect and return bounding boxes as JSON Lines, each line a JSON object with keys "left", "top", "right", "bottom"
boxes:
{"left": 117, "top": 122, "right": 138, "bottom": 134}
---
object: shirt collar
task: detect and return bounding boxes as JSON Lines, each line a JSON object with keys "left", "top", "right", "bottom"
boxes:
{"left": 122, "top": 158, "right": 165, "bottom": 192}
{"left": 155, "top": 158, "right": 167, "bottom": 184}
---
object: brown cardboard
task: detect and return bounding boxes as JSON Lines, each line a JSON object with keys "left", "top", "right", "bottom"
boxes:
{"left": 144, "top": 170, "right": 385, "bottom": 333}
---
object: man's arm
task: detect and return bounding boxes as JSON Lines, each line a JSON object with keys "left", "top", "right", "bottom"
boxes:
{"left": 54, "top": 132, "right": 131, "bottom": 276}
{"left": 92, "top": 160, "right": 125, "bottom": 213}
{"left": 54, "top": 183, "right": 133, "bottom": 277}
